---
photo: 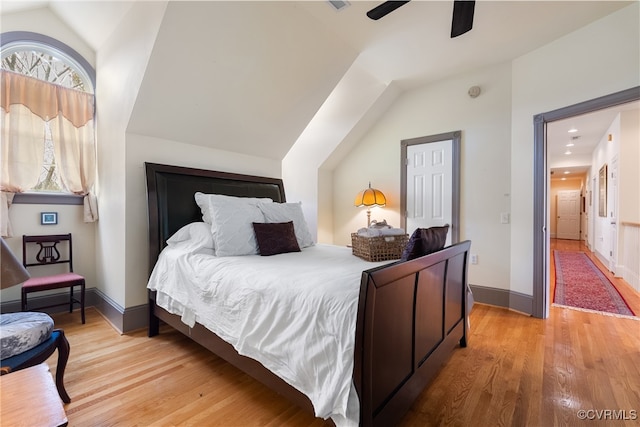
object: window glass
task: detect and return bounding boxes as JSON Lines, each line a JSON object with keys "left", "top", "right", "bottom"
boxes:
{"left": 1, "top": 35, "right": 94, "bottom": 193}
{"left": 1, "top": 41, "right": 92, "bottom": 93}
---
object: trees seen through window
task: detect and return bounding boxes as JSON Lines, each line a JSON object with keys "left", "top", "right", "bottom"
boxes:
{"left": 1, "top": 40, "right": 93, "bottom": 192}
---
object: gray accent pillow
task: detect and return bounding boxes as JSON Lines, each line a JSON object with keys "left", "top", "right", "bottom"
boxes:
{"left": 258, "top": 202, "right": 315, "bottom": 248}
{"left": 0, "top": 312, "right": 54, "bottom": 359}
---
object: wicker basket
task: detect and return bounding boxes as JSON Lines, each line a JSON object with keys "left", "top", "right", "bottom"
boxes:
{"left": 351, "top": 233, "right": 409, "bottom": 262}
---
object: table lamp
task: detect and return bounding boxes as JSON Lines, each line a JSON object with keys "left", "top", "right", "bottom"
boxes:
{"left": 354, "top": 182, "right": 386, "bottom": 227}
{"left": 1, "top": 237, "right": 30, "bottom": 289}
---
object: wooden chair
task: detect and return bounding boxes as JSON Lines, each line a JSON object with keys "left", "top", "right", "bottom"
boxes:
{"left": 22, "top": 234, "right": 86, "bottom": 324}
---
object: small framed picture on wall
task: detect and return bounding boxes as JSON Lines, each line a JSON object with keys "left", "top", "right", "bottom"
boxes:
{"left": 41, "top": 212, "right": 58, "bottom": 225}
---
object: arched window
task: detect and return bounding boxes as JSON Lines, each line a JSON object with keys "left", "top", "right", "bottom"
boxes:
{"left": 1, "top": 32, "right": 98, "bottom": 236}
{"left": 2, "top": 37, "right": 94, "bottom": 93}
{"left": 1, "top": 32, "right": 96, "bottom": 193}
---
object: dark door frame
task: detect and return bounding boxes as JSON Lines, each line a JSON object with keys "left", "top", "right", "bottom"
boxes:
{"left": 532, "top": 86, "right": 640, "bottom": 318}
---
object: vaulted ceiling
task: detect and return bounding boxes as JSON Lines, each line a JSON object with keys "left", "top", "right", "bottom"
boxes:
{"left": 129, "top": 1, "right": 358, "bottom": 160}
{"left": 2, "top": 1, "right": 634, "bottom": 162}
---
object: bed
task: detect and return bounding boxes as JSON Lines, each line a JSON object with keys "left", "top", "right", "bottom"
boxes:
{"left": 145, "top": 162, "right": 471, "bottom": 427}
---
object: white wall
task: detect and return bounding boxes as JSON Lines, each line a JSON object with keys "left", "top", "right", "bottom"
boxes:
{"left": 619, "top": 109, "right": 640, "bottom": 224}
{"left": 332, "top": 3, "right": 640, "bottom": 297}
{"left": 0, "top": 7, "right": 96, "bottom": 67}
{"left": 95, "top": 1, "right": 168, "bottom": 310}
{"left": 2, "top": 203, "right": 96, "bottom": 302}
{"left": 96, "top": 2, "right": 284, "bottom": 309}
{"left": 332, "top": 61, "right": 513, "bottom": 290}
{"left": 283, "top": 62, "right": 390, "bottom": 242}
{"left": 618, "top": 109, "right": 640, "bottom": 289}
{"left": 509, "top": 2, "right": 639, "bottom": 296}
{"left": 3, "top": 2, "right": 638, "bottom": 311}
{"left": 124, "top": 134, "right": 281, "bottom": 308}
{"left": 587, "top": 108, "right": 640, "bottom": 283}
{"left": 591, "top": 116, "right": 620, "bottom": 262}
{"left": 0, "top": 8, "right": 97, "bottom": 302}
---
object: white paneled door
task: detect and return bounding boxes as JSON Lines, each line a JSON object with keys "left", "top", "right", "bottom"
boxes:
{"left": 406, "top": 140, "right": 453, "bottom": 246}
{"left": 556, "top": 189, "right": 581, "bottom": 240}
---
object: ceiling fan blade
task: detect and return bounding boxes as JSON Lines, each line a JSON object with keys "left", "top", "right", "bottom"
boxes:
{"left": 366, "top": 1, "right": 411, "bottom": 20}
{"left": 451, "top": 0, "right": 475, "bottom": 38}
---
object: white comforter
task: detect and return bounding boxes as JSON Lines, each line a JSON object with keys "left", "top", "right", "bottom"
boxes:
{"left": 147, "top": 243, "right": 389, "bottom": 426}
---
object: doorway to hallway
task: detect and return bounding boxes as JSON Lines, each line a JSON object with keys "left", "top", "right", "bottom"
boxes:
{"left": 532, "top": 86, "right": 640, "bottom": 318}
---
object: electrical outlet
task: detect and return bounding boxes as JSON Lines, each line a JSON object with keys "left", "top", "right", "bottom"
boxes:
{"left": 470, "top": 254, "right": 478, "bottom": 264}
{"left": 500, "top": 212, "right": 510, "bottom": 224}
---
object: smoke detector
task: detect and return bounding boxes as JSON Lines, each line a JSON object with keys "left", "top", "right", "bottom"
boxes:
{"left": 327, "top": 1, "right": 350, "bottom": 11}
{"left": 468, "top": 85, "right": 481, "bottom": 98}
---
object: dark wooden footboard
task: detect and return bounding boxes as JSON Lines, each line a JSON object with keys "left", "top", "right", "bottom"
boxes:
{"left": 148, "top": 240, "right": 471, "bottom": 427}
{"left": 354, "top": 240, "right": 471, "bottom": 427}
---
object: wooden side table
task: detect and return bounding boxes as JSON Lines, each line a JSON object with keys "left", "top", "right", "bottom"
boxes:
{"left": 0, "top": 363, "right": 68, "bottom": 427}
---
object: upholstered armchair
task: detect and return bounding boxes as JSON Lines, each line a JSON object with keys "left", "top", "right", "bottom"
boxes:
{"left": 0, "top": 237, "right": 71, "bottom": 403}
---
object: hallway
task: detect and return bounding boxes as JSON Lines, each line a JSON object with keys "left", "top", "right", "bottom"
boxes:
{"left": 550, "top": 238, "right": 640, "bottom": 315}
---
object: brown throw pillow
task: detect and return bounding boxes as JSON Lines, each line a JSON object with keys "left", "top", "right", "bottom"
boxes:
{"left": 400, "top": 225, "right": 450, "bottom": 261}
{"left": 252, "top": 221, "right": 301, "bottom": 256}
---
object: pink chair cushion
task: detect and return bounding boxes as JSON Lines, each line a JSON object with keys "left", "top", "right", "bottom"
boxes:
{"left": 22, "top": 272, "right": 84, "bottom": 289}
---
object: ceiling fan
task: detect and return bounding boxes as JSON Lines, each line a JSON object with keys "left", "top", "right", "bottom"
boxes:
{"left": 366, "top": 0, "right": 476, "bottom": 38}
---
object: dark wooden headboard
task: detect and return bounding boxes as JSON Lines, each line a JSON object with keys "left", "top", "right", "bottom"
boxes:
{"left": 144, "top": 162, "right": 286, "bottom": 275}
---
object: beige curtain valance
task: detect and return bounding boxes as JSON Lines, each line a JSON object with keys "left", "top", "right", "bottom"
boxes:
{"left": 1, "top": 69, "right": 98, "bottom": 237}
{"left": 0, "top": 70, "right": 94, "bottom": 128}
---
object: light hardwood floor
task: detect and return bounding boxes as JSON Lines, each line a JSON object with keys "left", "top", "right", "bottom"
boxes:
{"left": 46, "top": 287, "right": 639, "bottom": 427}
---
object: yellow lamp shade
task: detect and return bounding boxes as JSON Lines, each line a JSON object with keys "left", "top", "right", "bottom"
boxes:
{"left": 354, "top": 183, "right": 386, "bottom": 207}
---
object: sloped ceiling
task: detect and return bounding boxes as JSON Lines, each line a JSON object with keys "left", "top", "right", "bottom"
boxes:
{"left": 127, "top": 1, "right": 358, "bottom": 160}
{"left": 2, "top": 1, "right": 634, "bottom": 162}
{"left": 124, "top": 0, "right": 632, "bottom": 161}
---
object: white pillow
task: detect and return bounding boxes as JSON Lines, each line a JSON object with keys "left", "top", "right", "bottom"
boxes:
{"left": 195, "top": 192, "right": 273, "bottom": 224}
{"left": 166, "top": 222, "right": 215, "bottom": 254}
{"left": 258, "top": 202, "right": 315, "bottom": 248}
{"left": 207, "top": 195, "right": 267, "bottom": 256}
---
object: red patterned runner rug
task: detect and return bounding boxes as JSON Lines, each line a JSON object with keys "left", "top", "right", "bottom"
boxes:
{"left": 553, "top": 250, "right": 636, "bottom": 317}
